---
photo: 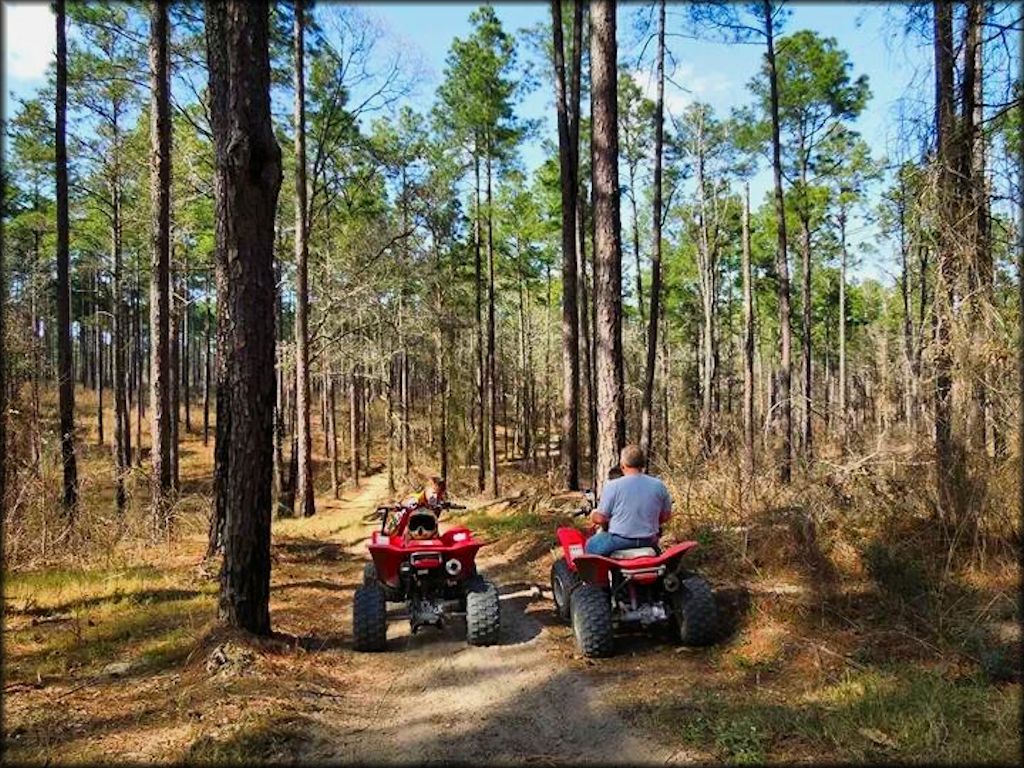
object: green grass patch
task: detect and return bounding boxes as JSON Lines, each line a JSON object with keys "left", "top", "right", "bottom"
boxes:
{"left": 6, "top": 564, "right": 161, "bottom": 598}
{"left": 459, "top": 509, "right": 547, "bottom": 539}
{"left": 624, "top": 666, "right": 1019, "bottom": 764}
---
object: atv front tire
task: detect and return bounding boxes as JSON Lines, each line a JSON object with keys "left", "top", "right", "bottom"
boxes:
{"left": 673, "top": 575, "right": 718, "bottom": 646}
{"left": 571, "top": 583, "right": 613, "bottom": 658}
{"left": 550, "top": 559, "right": 580, "bottom": 623}
{"left": 353, "top": 583, "right": 388, "bottom": 652}
{"left": 362, "top": 562, "right": 403, "bottom": 603}
{"left": 465, "top": 575, "right": 501, "bottom": 646}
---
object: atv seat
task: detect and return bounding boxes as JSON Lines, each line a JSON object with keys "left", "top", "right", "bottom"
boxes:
{"left": 609, "top": 547, "right": 658, "bottom": 559}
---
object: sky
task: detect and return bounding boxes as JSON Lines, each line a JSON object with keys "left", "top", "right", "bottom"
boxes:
{"left": 0, "top": 2, "right": 1006, "bottom": 286}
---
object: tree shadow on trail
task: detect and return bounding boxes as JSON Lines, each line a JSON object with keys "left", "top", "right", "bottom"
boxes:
{"left": 272, "top": 539, "right": 360, "bottom": 565}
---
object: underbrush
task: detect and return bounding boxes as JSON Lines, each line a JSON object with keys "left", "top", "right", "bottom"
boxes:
{"left": 630, "top": 665, "right": 1019, "bottom": 764}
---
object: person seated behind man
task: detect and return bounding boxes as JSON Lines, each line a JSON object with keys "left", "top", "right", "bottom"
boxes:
{"left": 385, "top": 476, "right": 447, "bottom": 536}
{"left": 584, "top": 445, "right": 671, "bottom": 557}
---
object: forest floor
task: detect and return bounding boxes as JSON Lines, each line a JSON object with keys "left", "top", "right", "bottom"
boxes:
{"left": 3, "top": 395, "right": 1021, "bottom": 764}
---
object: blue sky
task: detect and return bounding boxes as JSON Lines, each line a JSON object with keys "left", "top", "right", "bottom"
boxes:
{"left": 0, "top": 2, "right": 995, "bottom": 285}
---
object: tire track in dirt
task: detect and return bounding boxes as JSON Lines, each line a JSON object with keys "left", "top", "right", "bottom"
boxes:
{"left": 287, "top": 474, "right": 695, "bottom": 765}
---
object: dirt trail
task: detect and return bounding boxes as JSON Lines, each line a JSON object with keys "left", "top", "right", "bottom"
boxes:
{"left": 283, "top": 472, "right": 688, "bottom": 765}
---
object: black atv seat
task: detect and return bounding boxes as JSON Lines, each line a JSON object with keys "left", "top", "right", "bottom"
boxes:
{"left": 608, "top": 547, "right": 658, "bottom": 559}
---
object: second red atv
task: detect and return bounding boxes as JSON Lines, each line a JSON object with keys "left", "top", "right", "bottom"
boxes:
{"left": 550, "top": 491, "right": 717, "bottom": 657}
{"left": 353, "top": 500, "right": 501, "bottom": 651}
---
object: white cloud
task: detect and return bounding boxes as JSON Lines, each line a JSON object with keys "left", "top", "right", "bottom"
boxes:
{"left": 632, "top": 62, "right": 732, "bottom": 121}
{"left": 3, "top": 1, "right": 55, "bottom": 82}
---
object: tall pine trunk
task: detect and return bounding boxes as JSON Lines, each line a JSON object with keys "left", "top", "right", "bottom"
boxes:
{"left": 349, "top": 365, "right": 360, "bottom": 487}
{"left": 294, "top": 0, "right": 314, "bottom": 518}
{"left": 590, "top": 0, "right": 625, "bottom": 492}
{"left": 149, "top": 0, "right": 172, "bottom": 528}
{"left": 56, "top": 0, "right": 78, "bottom": 512}
{"left": 551, "top": 0, "right": 580, "bottom": 490}
{"left": 207, "top": 0, "right": 283, "bottom": 636}
{"left": 764, "top": 0, "right": 793, "bottom": 484}
{"left": 838, "top": 207, "right": 848, "bottom": 449}
{"left": 742, "top": 183, "right": 755, "bottom": 479}
{"left": 932, "top": 0, "right": 966, "bottom": 524}
{"left": 486, "top": 154, "right": 499, "bottom": 497}
{"left": 640, "top": 0, "right": 665, "bottom": 461}
{"left": 473, "top": 154, "right": 486, "bottom": 492}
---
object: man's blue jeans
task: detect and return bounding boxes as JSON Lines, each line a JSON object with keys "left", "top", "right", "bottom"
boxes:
{"left": 584, "top": 531, "right": 656, "bottom": 556}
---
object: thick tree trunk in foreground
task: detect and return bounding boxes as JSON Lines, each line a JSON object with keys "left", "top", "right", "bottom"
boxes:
{"left": 552, "top": 0, "right": 580, "bottom": 490}
{"left": 590, "top": 0, "right": 625, "bottom": 493}
{"left": 56, "top": 0, "right": 78, "bottom": 513}
{"left": 294, "top": 0, "right": 314, "bottom": 518}
{"left": 640, "top": 0, "right": 665, "bottom": 461}
{"left": 207, "top": 0, "right": 283, "bottom": 635}
{"left": 764, "top": 0, "right": 793, "bottom": 484}
{"left": 150, "top": 0, "right": 173, "bottom": 529}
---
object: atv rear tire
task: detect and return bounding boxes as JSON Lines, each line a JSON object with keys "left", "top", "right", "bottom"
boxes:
{"left": 465, "top": 575, "right": 501, "bottom": 646}
{"left": 550, "top": 559, "right": 580, "bottom": 623}
{"left": 353, "top": 584, "right": 387, "bottom": 652}
{"left": 362, "top": 562, "right": 403, "bottom": 602}
{"left": 673, "top": 575, "right": 717, "bottom": 646}
{"left": 571, "top": 583, "right": 613, "bottom": 658}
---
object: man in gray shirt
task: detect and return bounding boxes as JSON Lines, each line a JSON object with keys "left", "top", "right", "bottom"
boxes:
{"left": 584, "top": 445, "right": 672, "bottom": 557}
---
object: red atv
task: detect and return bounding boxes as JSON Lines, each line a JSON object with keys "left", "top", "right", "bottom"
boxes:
{"left": 550, "top": 491, "right": 717, "bottom": 657}
{"left": 353, "top": 500, "right": 501, "bottom": 651}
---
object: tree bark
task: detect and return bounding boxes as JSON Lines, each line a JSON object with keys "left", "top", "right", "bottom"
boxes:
{"left": 56, "top": 0, "right": 78, "bottom": 512}
{"left": 932, "top": 0, "right": 964, "bottom": 523}
{"left": 742, "top": 183, "right": 755, "bottom": 479}
{"left": 207, "top": 0, "right": 283, "bottom": 635}
{"left": 170, "top": 268, "right": 180, "bottom": 491}
{"left": 112, "top": 141, "right": 130, "bottom": 512}
{"left": 640, "top": 0, "right": 665, "bottom": 461}
{"left": 838, "top": 207, "right": 848, "bottom": 449}
{"left": 552, "top": 0, "right": 580, "bottom": 490}
{"left": 486, "top": 154, "right": 499, "bottom": 497}
{"left": 203, "top": 269, "right": 212, "bottom": 446}
{"left": 799, "top": 213, "right": 813, "bottom": 457}
{"left": 328, "top": 376, "right": 338, "bottom": 499}
{"left": 764, "top": 0, "right": 793, "bottom": 484}
{"left": 473, "top": 155, "right": 486, "bottom": 492}
{"left": 150, "top": 0, "right": 173, "bottom": 528}
{"left": 294, "top": 0, "right": 314, "bottom": 518}
{"left": 349, "top": 365, "right": 360, "bottom": 487}
{"left": 95, "top": 270, "right": 104, "bottom": 445}
{"left": 590, "top": 0, "right": 625, "bottom": 493}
